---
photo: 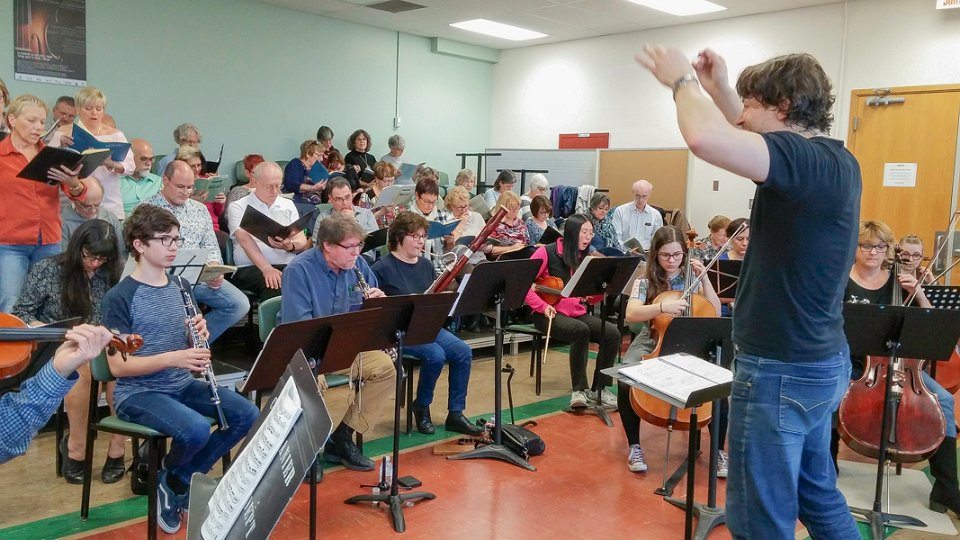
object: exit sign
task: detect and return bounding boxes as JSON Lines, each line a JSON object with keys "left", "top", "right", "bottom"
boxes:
{"left": 937, "top": 0, "right": 960, "bottom": 9}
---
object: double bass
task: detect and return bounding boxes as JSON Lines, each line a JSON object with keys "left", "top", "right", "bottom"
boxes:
{"left": 837, "top": 248, "right": 946, "bottom": 462}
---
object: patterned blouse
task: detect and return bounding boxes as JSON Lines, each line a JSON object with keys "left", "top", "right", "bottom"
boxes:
{"left": 525, "top": 217, "right": 557, "bottom": 245}
{"left": 691, "top": 236, "right": 723, "bottom": 263}
{"left": 12, "top": 257, "right": 113, "bottom": 325}
{"left": 490, "top": 217, "right": 530, "bottom": 247}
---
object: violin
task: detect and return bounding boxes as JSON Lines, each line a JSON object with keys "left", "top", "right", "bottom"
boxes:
{"left": 837, "top": 247, "right": 946, "bottom": 462}
{"left": 0, "top": 313, "right": 144, "bottom": 380}
{"left": 532, "top": 275, "right": 565, "bottom": 305}
{"left": 686, "top": 229, "right": 704, "bottom": 251}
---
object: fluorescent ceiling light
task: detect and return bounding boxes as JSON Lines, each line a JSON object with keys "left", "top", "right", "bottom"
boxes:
{"left": 449, "top": 19, "right": 547, "bottom": 41}
{"left": 625, "top": 0, "right": 726, "bottom": 16}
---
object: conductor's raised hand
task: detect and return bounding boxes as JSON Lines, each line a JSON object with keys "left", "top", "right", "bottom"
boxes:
{"left": 635, "top": 44, "right": 696, "bottom": 89}
{"left": 693, "top": 48, "right": 729, "bottom": 97}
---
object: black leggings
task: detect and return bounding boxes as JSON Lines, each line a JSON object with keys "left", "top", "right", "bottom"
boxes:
{"left": 617, "top": 380, "right": 729, "bottom": 450}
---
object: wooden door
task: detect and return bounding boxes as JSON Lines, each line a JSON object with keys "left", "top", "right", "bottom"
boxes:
{"left": 847, "top": 85, "right": 960, "bottom": 281}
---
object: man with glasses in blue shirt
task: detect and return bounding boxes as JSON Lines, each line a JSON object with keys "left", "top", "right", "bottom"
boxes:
{"left": 313, "top": 177, "right": 379, "bottom": 235}
{"left": 281, "top": 213, "right": 395, "bottom": 472}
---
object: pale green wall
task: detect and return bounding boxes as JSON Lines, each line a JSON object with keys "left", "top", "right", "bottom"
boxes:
{"left": 0, "top": 0, "right": 494, "bottom": 181}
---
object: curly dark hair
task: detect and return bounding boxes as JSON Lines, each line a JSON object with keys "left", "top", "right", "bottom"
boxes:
{"left": 736, "top": 53, "right": 835, "bottom": 134}
{"left": 387, "top": 211, "right": 429, "bottom": 252}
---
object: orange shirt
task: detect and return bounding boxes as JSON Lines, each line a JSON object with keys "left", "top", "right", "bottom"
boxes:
{"left": 0, "top": 136, "right": 85, "bottom": 245}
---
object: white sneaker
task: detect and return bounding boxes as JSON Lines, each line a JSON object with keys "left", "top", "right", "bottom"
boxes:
{"left": 597, "top": 388, "right": 617, "bottom": 411}
{"left": 717, "top": 450, "right": 728, "bottom": 479}
{"left": 628, "top": 444, "right": 648, "bottom": 472}
{"left": 570, "top": 390, "right": 589, "bottom": 408}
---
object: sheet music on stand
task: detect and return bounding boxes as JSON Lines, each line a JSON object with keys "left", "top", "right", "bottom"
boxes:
{"left": 187, "top": 350, "right": 332, "bottom": 540}
{"left": 922, "top": 285, "right": 960, "bottom": 310}
{"left": 616, "top": 352, "right": 732, "bottom": 409}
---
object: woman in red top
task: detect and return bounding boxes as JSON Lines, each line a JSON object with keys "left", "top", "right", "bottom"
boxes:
{"left": 524, "top": 213, "right": 621, "bottom": 410}
{"left": 0, "top": 95, "right": 91, "bottom": 311}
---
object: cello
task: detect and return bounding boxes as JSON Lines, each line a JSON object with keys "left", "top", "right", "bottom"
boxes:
{"left": 837, "top": 248, "right": 946, "bottom": 462}
{"left": 626, "top": 225, "right": 740, "bottom": 431}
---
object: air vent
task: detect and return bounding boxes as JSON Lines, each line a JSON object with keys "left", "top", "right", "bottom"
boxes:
{"left": 367, "top": 0, "right": 425, "bottom": 14}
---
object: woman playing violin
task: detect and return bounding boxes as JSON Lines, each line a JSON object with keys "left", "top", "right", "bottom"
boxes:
{"left": 11, "top": 219, "right": 127, "bottom": 484}
{"left": 900, "top": 234, "right": 934, "bottom": 284}
{"left": 837, "top": 220, "right": 960, "bottom": 515}
{"left": 523, "top": 214, "right": 621, "bottom": 411}
{"left": 619, "top": 226, "right": 721, "bottom": 472}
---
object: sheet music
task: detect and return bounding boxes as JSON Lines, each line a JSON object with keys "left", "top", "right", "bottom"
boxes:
{"left": 618, "top": 353, "right": 731, "bottom": 406}
{"left": 202, "top": 378, "right": 303, "bottom": 540}
{"left": 372, "top": 184, "right": 414, "bottom": 209}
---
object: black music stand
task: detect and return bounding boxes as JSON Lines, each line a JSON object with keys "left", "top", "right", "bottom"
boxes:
{"left": 706, "top": 259, "right": 740, "bottom": 301}
{"left": 603, "top": 318, "right": 733, "bottom": 540}
{"left": 563, "top": 255, "right": 642, "bottom": 426}
{"left": 186, "top": 350, "right": 331, "bottom": 540}
{"left": 343, "top": 292, "right": 457, "bottom": 533}
{"left": 842, "top": 303, "right": 960, "bottom": 539}
{"left": 447, "top": 259, "right": 541, "bottom": 470}
{"left": 456, "top": 151, "right": 501, "bottom": 192}
{"left": 236, "top": 308, "right": 385, "bottom": 540}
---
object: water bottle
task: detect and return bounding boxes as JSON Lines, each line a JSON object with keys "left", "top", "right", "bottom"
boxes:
{"left": 382, "top": 456, "right": 393, "bottom": 489}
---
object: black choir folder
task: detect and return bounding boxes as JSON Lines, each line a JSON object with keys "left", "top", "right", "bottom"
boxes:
{"left": 617, "top": 352, "right": 732, "bottom": 408}
{"left": 239, "top": 205, "right": 316, "bottom": 245}
{"left": 17, "top": 146, "right": 110, "bottom": 183}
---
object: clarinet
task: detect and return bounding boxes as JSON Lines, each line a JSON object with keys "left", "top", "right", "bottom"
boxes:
{"left": 354, "top": 267, "right": 398, "bottom": 362}
{"left": 178, "top": 281, "right": 229, "bottom": 430}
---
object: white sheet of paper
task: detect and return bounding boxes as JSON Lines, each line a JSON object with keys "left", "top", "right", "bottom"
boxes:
{"left": 882, "top": 162, "right": 917, "bottom": 187}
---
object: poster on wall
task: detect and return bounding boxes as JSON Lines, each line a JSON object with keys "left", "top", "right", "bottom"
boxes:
{"left": 13, "top": 0, "right": 86, "bottom": 86}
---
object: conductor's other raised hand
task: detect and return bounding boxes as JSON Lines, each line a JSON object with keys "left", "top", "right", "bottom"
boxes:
{"left": 635, "top": 44, "right": 696, "bottom": 89}
{"left": 693, "top": 48, "right": 730, "bottom": 98}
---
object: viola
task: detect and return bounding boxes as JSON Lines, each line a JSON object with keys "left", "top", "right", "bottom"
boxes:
{"left": 0, "top": 313, "right": 144, "bottom": 380}
{"left": 837, "top": 248, "right": 946, "bottom": 462}
{"left": 532, "top": 276, "right": 565, "bottom": 305}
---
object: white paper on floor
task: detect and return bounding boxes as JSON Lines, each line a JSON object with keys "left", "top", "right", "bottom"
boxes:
{"left": 838, "top": 460, "right": 957, "bottom": 536}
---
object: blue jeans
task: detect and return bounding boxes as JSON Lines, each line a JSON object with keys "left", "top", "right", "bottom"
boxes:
{"left": 0, "top": 242, "right": 61, "bottom": 312}
{"left": 193, "top": 281, "right": 250, "bottom": 343}
{"left": 116, "top": 380, "right": 259, "bottom": 485}
{"left": 726, "top": 347, "right": 859, "bottom": 540}
{"left": 923, "top": 370, "right": 956, "bottom": 437}
{"left": 404, "top": 329, "right": 472, "bottom": 412}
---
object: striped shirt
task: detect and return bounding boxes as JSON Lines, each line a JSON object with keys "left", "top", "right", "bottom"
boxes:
{"left": 101, "top": 275, "right": 195, "bottom": 407}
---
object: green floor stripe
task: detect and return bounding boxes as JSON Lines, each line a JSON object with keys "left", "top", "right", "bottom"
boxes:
{"left": 1, "top": 391, "right": 573, "bottom": 539}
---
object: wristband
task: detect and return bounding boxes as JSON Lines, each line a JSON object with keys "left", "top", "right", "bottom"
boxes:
{"left": 672, "top": 74, "right": 698, "bottom": 99}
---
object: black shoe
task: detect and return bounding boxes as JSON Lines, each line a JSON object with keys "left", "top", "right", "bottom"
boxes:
{"left": 60, "top": 435, "right": 85, "bottom": 485}
{"left": 445, "top": 412, "right": 484, "bottom": 436}
{"left": 413, "top": 405, "right": 435, "bottom": 435}
{"left": 464, "top": 319, "right": 483, "bottom": 333}
{"left": 929, "top": 436, "right": 960, "bottom": 515}
{"left": 323, "top": 439, "right": 375, "bottom": 471}
{"left": 101, "top": 456, "right": 126, "bottom": 484}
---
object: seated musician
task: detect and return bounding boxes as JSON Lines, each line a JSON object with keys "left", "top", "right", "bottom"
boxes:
{"left": 837, "top": 220, "right": 960, "bottom": 515}
{"left": 716, "top": 218, "right": 748, "bottom": 316}
{"left": 524, "top": 214, "right": 621, "bottom": 410}
{"left": 900, "top": 233, "right": 934, "bottom": 284}
{"left": 524, "top": 195, "right": 557, "bottom": 245}
{"left": 314, "top": 177, "right": 379, "bottom": 235}
{"left": 370, "top": 211, "right": 483, "bottom": 436}
{"left": 587, "top": 193, "right": 624, "bottom": 255}
{"left": 227, "top": 161, "right": 310, "bottom": 302}
{"left": 281, "top": 213, "right": 396, "bottom": 471}
{"left": 690, "top": 215, "right": 730, "bottom": 263}
{"left": 103, "top": 205, "right": 258, "bottom": 534}
{"left": 12, "top": 219, "right": 126, "bottom": 485}
{"left": 0, "top": 325, "right": 115, "bottom": 465}
{"left": 358, "top": 161, "right": 402, "bottom": 228}
{"left": 620, "top": 226, "right": 720, "bottom": 473}
{"left": 485, "top": 191, "right": 529, "bottom": 258}
{"left": 409, "top": 178, "right": 452, "bottom": 274}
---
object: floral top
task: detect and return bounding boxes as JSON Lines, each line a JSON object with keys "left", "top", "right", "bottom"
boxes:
{"left": 490, "top": 218, "right": 529, "bottom": 247}
{"left": 591, "top": 215, "right": 623, "bottom": 251}
{"left": 691, "top": 236, "right": 723, "bottom": 263}
{"left": 12, "top": 257, "right": 112, "bottom": 325}
{"left": 525, "top": 217, "right": 557, "bottom": 245}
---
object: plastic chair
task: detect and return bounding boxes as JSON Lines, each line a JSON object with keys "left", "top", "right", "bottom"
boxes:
{"left": 257, "top": 296, "right": 283, "bottom": 343}
{"left": 504, "top": 324, "right": 545, "bottom": 395}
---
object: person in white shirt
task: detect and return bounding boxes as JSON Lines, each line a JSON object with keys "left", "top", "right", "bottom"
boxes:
{"left": 227, "top": 161, "right": 310, "bottom": 301}
{"left": 611, "top": 179, "right": 663, "bottom": 252}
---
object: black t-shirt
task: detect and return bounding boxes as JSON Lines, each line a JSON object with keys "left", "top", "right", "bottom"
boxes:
{"left": 371, "top": 253, "right": 435, "bottom": 296}
{"left": 844, "top": 273, "right": 900, "bottom": 374}
{"left": 733, "top": 131, "right": 862, "bottom": 361}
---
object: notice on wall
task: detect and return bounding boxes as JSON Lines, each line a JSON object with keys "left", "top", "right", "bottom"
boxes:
{"left": 13, "top": 0, "right": 87, "bottom": 86}
{"left": 882, "top": 162, "right": 917, "bottom": 188}
{"left": 937, "top": 0, "right": 960, "bottom": 10}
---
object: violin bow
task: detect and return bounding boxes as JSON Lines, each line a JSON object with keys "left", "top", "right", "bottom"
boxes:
{"left": 542, "top": 312, "right": 554, "bottom": 365}
{"left": 906, "top": 211, "right": 960, "bottom": 305}
{"left": 681, "top": 221, "right": 748, "bottom": 300}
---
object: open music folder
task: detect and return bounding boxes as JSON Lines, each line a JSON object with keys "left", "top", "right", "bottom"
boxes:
{"left": 618, "top": 352, "right": 732, "bottom": 408}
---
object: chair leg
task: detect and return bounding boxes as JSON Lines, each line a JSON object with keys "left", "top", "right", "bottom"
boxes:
{"left": 146, "top": 438, "right": 161, "bottom": 540}
{"left": 55, "top": 402, "right": 64, "bottom": 477}
{"left": 80, "top": 381, "right": 101, "bottom": 519}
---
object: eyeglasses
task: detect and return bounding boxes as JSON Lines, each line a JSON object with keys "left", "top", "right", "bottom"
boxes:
{"left": 858, "top": 243, "right": 888, "bottom": 253}
{"left": 418, "top": 197, "right": 438, "bottom": 206}
{"left": 450, "top": 204, "right": 469, "bottom": 211}
{"left": 406, "top": 233, "right": 427, "bottom": 241}
{"left": 81, "top": 251, "right": 110, "bottom": 263}
{"left": 336, "top": 242, "right": 364, "bottom": 252}
{"left": 901, "top": 252, "right": 923, "bottom": 261}
{"left": 330, "top": 195, "right": 353, "bottom": 204}
{"left": 152, "top": 235, "right": 185, "bottom": 247}
{"left": 658, "top": 251, "right": 684, "bottom": 261}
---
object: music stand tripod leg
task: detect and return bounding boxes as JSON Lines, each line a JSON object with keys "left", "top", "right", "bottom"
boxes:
{"left": 449, "top": 295, "right": 536, "bottom": 471}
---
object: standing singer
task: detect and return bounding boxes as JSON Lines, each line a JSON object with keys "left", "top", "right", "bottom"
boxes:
{"left": 103, "top": 205, "right": 258, "bottom": 534}
{"left": 281, "top": 213, "right": 396, "bottom": 472}
{"left": 638, "top": 46, "right": 861, "bottom": 538}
